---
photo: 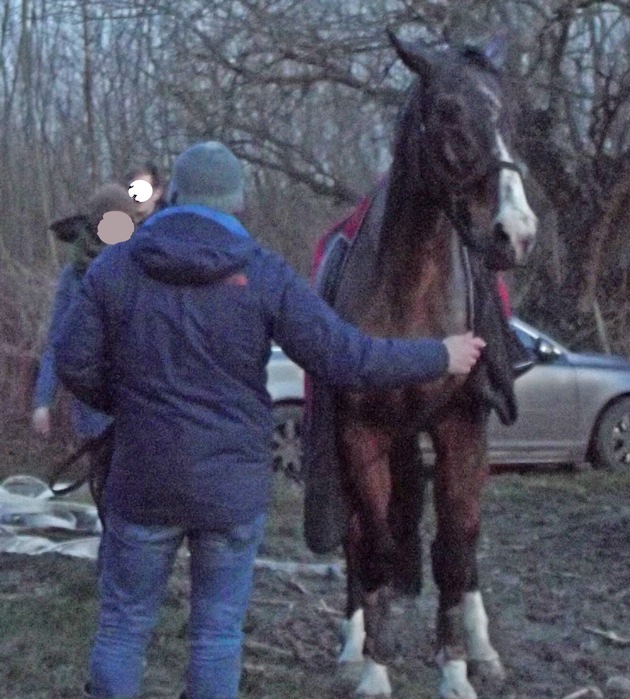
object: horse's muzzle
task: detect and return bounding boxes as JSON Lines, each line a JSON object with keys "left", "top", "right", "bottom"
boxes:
{"left": 491, "top": 223, "right": 535, "bottom": 269}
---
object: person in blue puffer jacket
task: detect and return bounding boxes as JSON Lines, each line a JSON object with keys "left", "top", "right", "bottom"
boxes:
{"left": 53, "top": 141, "right": 485, "bottom": 699}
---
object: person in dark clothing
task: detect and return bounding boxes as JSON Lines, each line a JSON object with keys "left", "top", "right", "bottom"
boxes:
{"left": 53, "top": 142, "right": 485, "bottom": 699}
{"left": 32, "top": 184, "right": 136, "bottom": 441}
{"left": 125, "top": 161, "right": 168, "bottom": 224}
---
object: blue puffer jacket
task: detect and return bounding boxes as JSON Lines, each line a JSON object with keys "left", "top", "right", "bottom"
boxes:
{"left": 53, "top": 205, "right": 448, "bottom": 529}
{"left": 34, "top": 264, "right": 111, "bottom": 439}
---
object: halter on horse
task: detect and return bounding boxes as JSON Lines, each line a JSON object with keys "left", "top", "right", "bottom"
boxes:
{"left": 304, "top": 32, "right": 537, "bottom": 699}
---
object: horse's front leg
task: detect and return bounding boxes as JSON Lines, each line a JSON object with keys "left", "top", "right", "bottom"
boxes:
{"left": 339, "top": 516, "right": 394, "bottom": 698}
{"left": 430, "top": 407, "right": 505, "bottom": 699}
{"left": 338, "top": 422, "right": 396, "bottom": 698}
{"left": 339, "top": 511, "right": 367, "bottom": 674}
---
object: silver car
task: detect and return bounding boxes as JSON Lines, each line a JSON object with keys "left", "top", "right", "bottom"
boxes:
{"left": 266, "top": 345, "right": 306, "bottom": 480}
{"left": 267, "top": 319, "right": 630, "bottom": 478}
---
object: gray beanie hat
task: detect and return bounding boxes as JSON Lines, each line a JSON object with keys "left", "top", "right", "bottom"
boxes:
{"left": 168, "top": 141, "right": 245, "bottom": 214}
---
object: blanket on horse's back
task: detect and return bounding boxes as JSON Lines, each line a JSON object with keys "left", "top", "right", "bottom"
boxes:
{"left": 302, "top": 188, "right": 382, "bottom": 555}
{"left": 303, "top": 187, "right": 531, "bottom": 554}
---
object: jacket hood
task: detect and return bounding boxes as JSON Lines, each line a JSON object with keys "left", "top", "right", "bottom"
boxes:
{"left": 130, "top": 205, "right": 257, "bottom": 285}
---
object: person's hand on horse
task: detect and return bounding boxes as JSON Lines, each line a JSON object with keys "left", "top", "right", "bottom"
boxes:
{"left": 443, "top": 332, "right": 486, "bottom": 375}
{"left": 32, "top": 406, "right": 52, "bottom": 436}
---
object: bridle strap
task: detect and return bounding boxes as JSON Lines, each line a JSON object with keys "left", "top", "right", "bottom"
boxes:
{"left": 493, "top": 160, "right": 522, "bottom": 176}
{"left": 460, "top": 243, "right": 475, "bottom": 331}
{"left": 447, "top": 199, "right": 480, "bottom": 251}
{"left": 447, "top": 159, "right": 523, "bottom": 331}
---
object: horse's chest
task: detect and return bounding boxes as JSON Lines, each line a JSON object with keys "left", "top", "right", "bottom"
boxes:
{"left": 341, "top": 375, "right": 466, "bottom": 432}
{"left": 403, "top": 261, "right": 445, "bottom": 332}
{"left": 364, "top": 245, "right": 468, "bottom": 337}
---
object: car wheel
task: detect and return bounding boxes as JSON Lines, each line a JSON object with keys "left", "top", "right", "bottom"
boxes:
{"left": 272, "top": 402, "right": 304, "bottom": 482}
{"left": 592, "top": 396, "right": 630, "bottom": 471}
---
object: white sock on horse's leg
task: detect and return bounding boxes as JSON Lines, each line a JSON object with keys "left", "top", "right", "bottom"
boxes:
{"left": 356, "top": 657, "right": 392, "bottom": 697}
{"left": 339, "top": 608, "right": 366, "bottom": 664}
{"left": 463, "top": 591, "right": 499, "bottom": 661}
{"left": 463, "top": 591, "right": 506, "bottom": 682}
{"left": 436, "top": 653, "right": 478, "bottom": 699}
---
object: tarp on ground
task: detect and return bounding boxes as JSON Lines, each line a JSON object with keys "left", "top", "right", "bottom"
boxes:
{"left": 0, "top": 474, "right": 101, "bottom": 560}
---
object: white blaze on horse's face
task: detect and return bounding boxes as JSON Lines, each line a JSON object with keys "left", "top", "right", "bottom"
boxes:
{"left": 494, "top": 134, "right": 538, "bottom": 264}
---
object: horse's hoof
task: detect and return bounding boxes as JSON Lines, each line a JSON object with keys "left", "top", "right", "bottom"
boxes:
{"left": 336, "top": 660, "right": 364, "bottom": 690}
{"left": 355, "top": 690, "right": 392, "bottom": 699}
{"left": 439, "top": 660, "right": 478, "bottom": 699}
{"left": 439, "top": 684, "right": 478, "bottom": 699}
{"left": 439, "top": 683, "right": 478, "bottom": 699}
{"left": 468, "top": 657, "right": 507, "bottom": 685}
{"left": 354, "top": 658, "right": 392, "bottom": 698}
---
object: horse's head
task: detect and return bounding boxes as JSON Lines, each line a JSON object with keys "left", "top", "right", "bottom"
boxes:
{"left": 389, "top": 32, "right": 538, "bottom": 270}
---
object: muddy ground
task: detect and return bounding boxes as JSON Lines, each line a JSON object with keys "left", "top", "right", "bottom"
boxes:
{"left": 241, "top": 470, "right": 630, "bottom": 699}
{"left": 1, "top": 420, "right": 629, "bottom": 699}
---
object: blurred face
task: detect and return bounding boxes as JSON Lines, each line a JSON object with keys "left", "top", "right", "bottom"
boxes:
{"left": 128, "top": 171, "right": 163, "bottom": 222}
{"left": 96, "top": 211, "right": 135, "bottom": 244}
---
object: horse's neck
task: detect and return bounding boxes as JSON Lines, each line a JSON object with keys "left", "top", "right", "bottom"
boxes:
{"left": 375, "top": 194, "right": 470, "bottom": 336}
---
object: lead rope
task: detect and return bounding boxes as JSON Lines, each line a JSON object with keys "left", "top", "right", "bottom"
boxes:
{"left": 460, "top": 242, "right": 475, "bottom": 331}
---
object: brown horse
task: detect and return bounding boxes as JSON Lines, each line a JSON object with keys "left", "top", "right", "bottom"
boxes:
{"left": 304, "top": 33, "right": 538, "bottom": 699}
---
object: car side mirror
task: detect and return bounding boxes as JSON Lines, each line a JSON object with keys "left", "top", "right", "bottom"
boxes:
{"left": 535, "top": 338, "right": 561, "bottom": 361}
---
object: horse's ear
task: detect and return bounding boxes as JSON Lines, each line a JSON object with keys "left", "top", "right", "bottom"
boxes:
{"left": 482, "top": 35, "right": 508, "bottom": 70}
{"left": 49, "top": 214, "right": 90, "bottom": 243}
{"left": 387, "top": 29, "right": 434, "bottom": 82}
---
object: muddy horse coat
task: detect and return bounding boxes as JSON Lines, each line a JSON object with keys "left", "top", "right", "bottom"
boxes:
{"left": 303, "top": 33, "right": 537, "bottom": 699}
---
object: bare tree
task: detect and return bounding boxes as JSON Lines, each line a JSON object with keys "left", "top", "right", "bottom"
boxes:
{"left": 6, "top": 0, "right": 630, "bottom": 417}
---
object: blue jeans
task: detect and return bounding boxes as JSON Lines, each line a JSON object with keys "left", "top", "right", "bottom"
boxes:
{"left": 89, "top": 510, "right": 266, "bottom": 699}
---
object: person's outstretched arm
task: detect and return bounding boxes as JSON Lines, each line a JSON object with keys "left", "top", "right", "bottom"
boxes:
{"left": 263, "top": 254, "right": 485, "bottom": 388}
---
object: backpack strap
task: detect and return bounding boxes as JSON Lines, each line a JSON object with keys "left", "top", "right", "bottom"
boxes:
{"left": 48, "top": 423, "right": 114, "bottom": 496}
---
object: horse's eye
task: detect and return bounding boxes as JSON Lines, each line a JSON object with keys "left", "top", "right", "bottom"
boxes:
{"left": 434, "top": 96, "right": 466, "bottom": 126}
{"left": 443, "top": 131, "right": 477, "bottom": 168}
